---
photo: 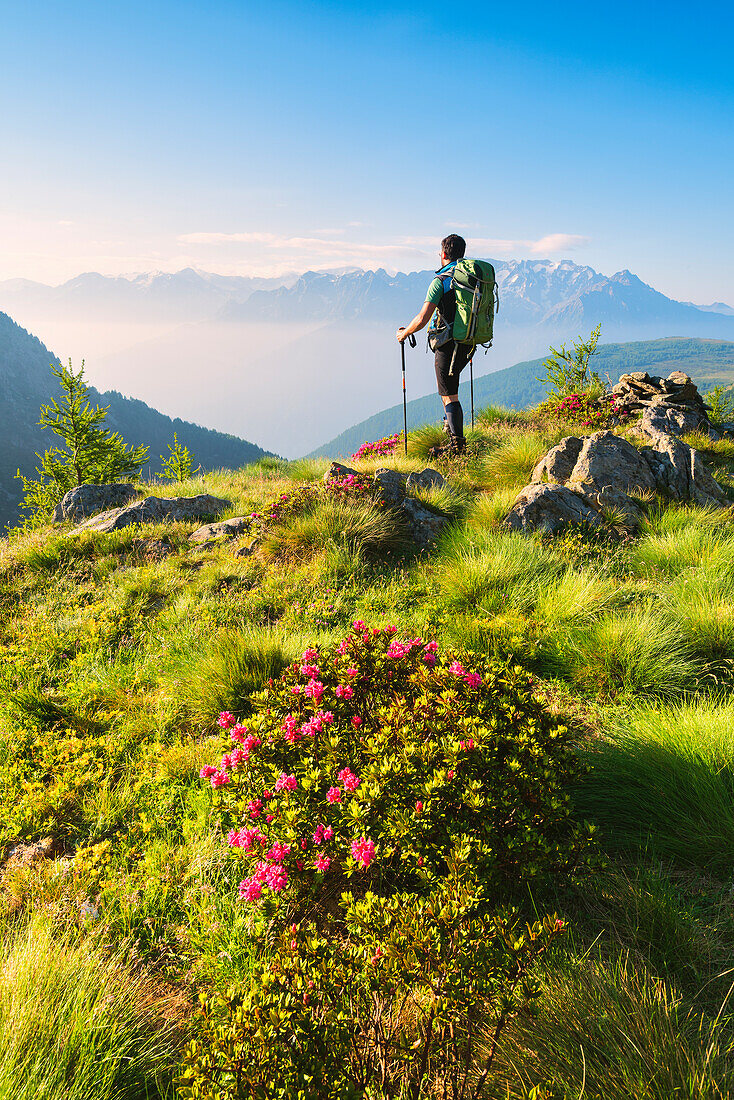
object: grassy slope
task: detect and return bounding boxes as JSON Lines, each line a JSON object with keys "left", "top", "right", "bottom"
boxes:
{"left": 2, "top": 408, "right": 734, "bottom": 1097}
{"left": 309, "top": 336, "right": 734, "bottom": 458}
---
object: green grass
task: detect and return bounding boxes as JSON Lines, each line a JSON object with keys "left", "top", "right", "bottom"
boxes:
{"left": 0, "top": 919, "right": 181, "bottom": 1100}
{"left": 577, "top": 698, "right": 734, "bottom": 874}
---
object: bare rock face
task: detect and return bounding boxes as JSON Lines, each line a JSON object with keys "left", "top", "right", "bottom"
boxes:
{"left": 568, "top": 431, "right": 657, "bottom": 495}
{"left": 639, "top": 435, "right": 728, "bottom": 507}
{"left": 53, "top": 483, "right": 141, "bottom": 524}
{"left": 505, "top": 484, "right": 605, "bottom": 534}
{"left": 640, "top": 402, "right": 719, "bottom": 441}
{"left": 405, "top": 468, "right": 445, "bottom": 493}
{"left": 531, "top": 436, "right": 583, "bottom": 484}
{"left": 189, "top": 516, "right": 251, "bottom": 544}
{"left": 373, "top": 467, "right": 449, "bottom": 547}
{"left": 73, "top": 494, "right": 232, "bottom": 533}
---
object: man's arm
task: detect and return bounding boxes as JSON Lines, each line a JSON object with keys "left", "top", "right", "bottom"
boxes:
{"left": 396, "top": 301, "right": 436, "bottom": 343}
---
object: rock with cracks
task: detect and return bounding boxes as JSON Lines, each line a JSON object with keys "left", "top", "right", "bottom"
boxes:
{"left": 73, "top": 494, "right": 232, "bottom": 533}
{"left": 189, "top": 516, "right": 251, "bottom": 544}
{"left": 505, "top": 484, "right": 605, "bottom": 534}
{"left": 53, "top": 483, "right": 141, "bottom": 524}
{"left": 373, "top": 467, "right": 450, "bottom": 548}
{"left": 607, "top": 370, "right": 719, "bottom": 439}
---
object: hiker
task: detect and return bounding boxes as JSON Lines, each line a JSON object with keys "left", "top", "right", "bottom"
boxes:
{"left": 396, "top": 234, "right": 471, "bottom": 454}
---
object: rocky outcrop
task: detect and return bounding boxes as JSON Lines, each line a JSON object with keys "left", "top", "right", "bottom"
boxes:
{"left": 53, "top": 483, "right": 141, "bottom": 524}
{"left": 189, "top": 516, "right": 251, "bottom": 544}
{"left": 73, "top": 494, "right": 232, "bottom": 534}
{"left": 373, "top": 467, "right": 449, "bottom": 549}
{"left": 506, "top": 424, "right": 727, "bottom": 533}
{"left": 505, "top": 484, "right": 605, "bottom": 534}
{"left": 608, "top": 370, "right": 718, "bottom": 439}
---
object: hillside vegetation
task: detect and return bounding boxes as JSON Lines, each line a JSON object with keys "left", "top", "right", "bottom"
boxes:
{"left": 311, "top": 337, "right": 734, "bottom": 458}
{"left": 2, "top": 382, "right": 734, "bottom": 1097}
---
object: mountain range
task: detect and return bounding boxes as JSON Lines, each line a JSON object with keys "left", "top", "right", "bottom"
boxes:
{"left": 0, "top": 311, "right": 272, "bottom": 530}
{"left": 1, "top": 260, "right": 733, "bottom": 457}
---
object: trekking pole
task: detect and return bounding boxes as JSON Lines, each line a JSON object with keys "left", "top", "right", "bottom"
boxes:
{"left": 401, "top": 333, "right": 416, "bottom": 455}
{"left": 470, "top": 354, "right": 475, "bottom": 429}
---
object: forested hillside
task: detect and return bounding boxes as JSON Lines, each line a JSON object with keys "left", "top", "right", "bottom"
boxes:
{"left": 0, "top": 311, "right": 273, "bottom": 529}
{"left": 311, "top": 337, "right": 734, "bottom": 457}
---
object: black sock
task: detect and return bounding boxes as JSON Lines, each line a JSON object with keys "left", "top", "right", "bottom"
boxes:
{"left": 445, "top": 401, "right": 464, "bottom": 439}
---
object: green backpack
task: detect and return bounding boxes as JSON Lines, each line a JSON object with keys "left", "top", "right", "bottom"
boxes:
{"left": 451, "top": 258, "right": 499, "bottom": 349}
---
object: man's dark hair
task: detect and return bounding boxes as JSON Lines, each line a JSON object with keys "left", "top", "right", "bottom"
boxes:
{"left": 441, "top": 234, "right": 466, "bottom": 261}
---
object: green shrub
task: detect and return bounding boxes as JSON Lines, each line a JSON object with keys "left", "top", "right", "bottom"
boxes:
{"left": 704, "top": 383, "right": 734, "bottom": 427}
{"left": 183, "top": 624, "right": 592, "bottom": 1098}
{"left": 0, "top": 919, "right": 180, "bottom": 1100}
{"left": 538, "top": 324, "right": 603, "bottom": 400}
{"left": 576, "top": 698, "right": 734, "bottom": 875}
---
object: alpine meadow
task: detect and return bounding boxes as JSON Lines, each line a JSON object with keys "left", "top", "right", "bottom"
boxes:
{"left": 3, "top": 1, "right": 734, "bottom": 1097}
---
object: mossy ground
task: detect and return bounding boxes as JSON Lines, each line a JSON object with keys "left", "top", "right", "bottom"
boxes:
{"left": 2, "top": 408, "right": 734, "bottom": 1098}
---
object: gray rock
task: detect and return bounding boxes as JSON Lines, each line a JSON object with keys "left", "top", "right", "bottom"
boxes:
{"left": 53, "top": 483, "right": 141, "bottom": 524}
{"left": 373, "top": 468, "right": 407, "bottom": 506}
{"left": 569, "top": 431, "right": 657, "bottom": 494}
{"left": 640, "top": 402, "right": 717, "bottom": 440}
{"left": 401, "top": 496, "right": 449, "bottom": 548}
{"left": 639, "top": 434, "right": 728, "bottom": 507}
{"left": 531, "top": 436, "right": 583, "bottom": 483}
{"left": 405, "top": 468, "right": 445, "bottom": 493}
{"left": 324, "top": 461, "right": 359, "bottom": 482}
{"left": 189, "top": 516, "right": 251, "bottom": 544}
{"left": 73, "top": 494, "right": 232, "bottom": 533}
{"left": 505, "top": 483, "right": 604, "bottom": 534}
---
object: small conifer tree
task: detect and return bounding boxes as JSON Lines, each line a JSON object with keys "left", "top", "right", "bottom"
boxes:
{"left": 16, "top": 360, "right": 149, "bottom": 525}
{"left": 540, "top": 323, "right": 603, "bottom": 399}
{"left": 160, "top": 433, "right": 197, "bottom": 482}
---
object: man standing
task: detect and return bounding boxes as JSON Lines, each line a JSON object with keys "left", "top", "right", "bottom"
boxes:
{"left": 396, "top": 234, "right": 471, "bottom": 454}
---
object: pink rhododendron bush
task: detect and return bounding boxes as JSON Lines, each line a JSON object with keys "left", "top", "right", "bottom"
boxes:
{"left": 181, "top": 624, "right": 594, "bottom": 1100}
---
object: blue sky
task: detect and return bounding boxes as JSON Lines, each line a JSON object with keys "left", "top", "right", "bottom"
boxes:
{"left": 1, "top": 0, "right": 733, "bottom": 301}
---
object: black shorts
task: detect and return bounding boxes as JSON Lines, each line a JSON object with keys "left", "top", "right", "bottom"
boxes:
{"left": 434, "top": 341, "right": 472, "bottom": 398}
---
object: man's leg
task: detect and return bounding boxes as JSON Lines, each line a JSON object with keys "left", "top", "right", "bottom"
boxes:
{"left": 434, "top": 344, "right": 468, "bottom": 453}
{"left": 442, "top": 394, "right": 464, "bottom": 452}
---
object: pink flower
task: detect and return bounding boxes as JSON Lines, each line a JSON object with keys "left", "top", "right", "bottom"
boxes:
{"left": 423, "top": 654, "right": 437, "bottom": 668}
{"left": 464, "top": 672, "right": 483, "bottom": 689}
{"left": 449, "top": 660, "right": 467, "bottom": 677}
{"left": 447, "top": 769, "right": 455, "bottom": 780}
{"left": 199, "top": 765, "right": 216, "bottom": 779}
{"left": 415, "top": 801, "right": 423, "bottom": 814}
{"left": 352, "top": 619, "right": 366, "bottom": 631}
{"left": 301, "top": 648, "right": 319, "bottom": 661}
{"left": 312, "top": 824, "right": 325, "bottom": 844}
{"left": 426, "top": 641, "right": 438, "bottom": 653}
{"left": 314, "top": 854, "right": 331, "bottom": 872}
{"left": 385, "top": 625, "right": 397, "bottom": 634}
{"left": 230, "top": 723, "right": 248, "bottom": 743}
{"left": 327, "top": 786, "right": 342, "bottom": 803}
{"left": 338, "top": 767, "right": 360, "bottom": 792}
{"left": 323, "top": 825, "right": 334, "bottom": 841}
{"left": 211, "top": 771, "right": 230, "bottom": 788}
{"left": 300, "top": 663, "right": 320, "bottom": 678}
{"left": 217, "top": 712, "right": 235, "bottom": 729}
{"left": 387, "top": 641, "right": 410, "bottom": 659}
{"left": 351, "top": 716, "right": 363, "bottom": 729}
{"left": 248, "top": 798, "right": 263, "bottom": 817}
{"left": 266, "top": 864, "right": 288, "bottom": 892}
{"left": 351, "top": 836, "right": 375, "bottom": 870}
{"left": 238, "top": 877, "right": 263, "bottom": 902}
{"left": 275, "top": 772, "right": 297, "bottom": 792}
{"left": 336, "top": 640, "right": 350, "bottom": 655}
{"left": 265, "top": 842, "right": 292, "bottom": 862}
{"left": 346, "top": 668, "right": 359, "bottom": 678}
{"left": 304, "top": 679, "right": 325, "bottom": 703}
{"left": 220, "top": 753, "right": 232, "bottom": 770}
{"left": 459, "top": 739, "right": 475, "bottom": 752}
{"left": 335, "top": 684, "right": 354, "bottom": 700}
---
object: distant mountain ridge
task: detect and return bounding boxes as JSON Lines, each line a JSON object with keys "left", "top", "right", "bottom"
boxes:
{"left": 0, "top": 311, "right": 272, "bottom": 529}
{"left": 308, "top": 337, "right": 734, "bottom": 459}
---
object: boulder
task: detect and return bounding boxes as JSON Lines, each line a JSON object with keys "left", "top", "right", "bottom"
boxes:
{"left": 53, "top": 483, "right": 141, "bottom": 524}
{"left": 324, "top": 461, "right": 359, "bottom": 482}
{"left": 405, "top": 468, "right": 445, "bottom": 493}
{"left": 640, "top": 402, "right": 717, "bottom": 440}
{"left": 639, "top": 435, "right": 728, "bottom": 507}
{"left": 373, "top": 468, "right": 407, "bottom": 506}
{"left": 73, "top": 494, "right": 232, "bottom": 534}
{"left": 401, "top": 496, "right": 449, "bottom": 548}
{"left": 531, "top": 436, "right": 583, "bottom": 483}
{"left": 505, "top": 484, "right": 605, "bottom": 534}
{"left": 189, "top": 516, "right": 251, "bottom": 544}
{"left": 568, "top": 431, "right": 657, "bottom": 495}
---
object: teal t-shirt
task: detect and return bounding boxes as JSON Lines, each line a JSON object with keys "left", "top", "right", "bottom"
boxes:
{"left": 425, "top": 261, "right": 456, "bottom": 306}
